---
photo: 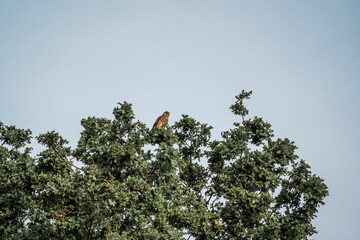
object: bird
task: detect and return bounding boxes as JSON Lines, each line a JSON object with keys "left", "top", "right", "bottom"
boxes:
{"left": 152, "top": 111, "right": 170, "bottom": 130}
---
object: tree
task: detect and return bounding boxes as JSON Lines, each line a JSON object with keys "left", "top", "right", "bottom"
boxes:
{"left": 0, "top": 90, "right": 328, "bottom": 239}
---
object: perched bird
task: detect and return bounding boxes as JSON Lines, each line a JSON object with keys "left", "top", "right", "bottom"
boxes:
{"left": 152, "top": 111, "right": 170, "bottom": 130}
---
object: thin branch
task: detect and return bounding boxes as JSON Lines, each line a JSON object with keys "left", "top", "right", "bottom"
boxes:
{"left": 195, "top": 174, "right": 212, "bottom": 196}
{"left": 211, "top": 197, "right": 218, "bottom": 212}
{"left": 50, "top": 144, "right": 82, "bottom": 171}
{"left": 205, "top": 192, "right": 214, "bottom": 207}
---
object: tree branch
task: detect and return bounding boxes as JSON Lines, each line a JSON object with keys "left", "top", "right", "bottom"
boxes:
{"left": 50, "top": 144, "right": 82, "bottom": 171}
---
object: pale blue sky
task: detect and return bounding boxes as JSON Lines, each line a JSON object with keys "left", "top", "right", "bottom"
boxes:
{"left": 1, "top": 1, "right": 359, "bottom": 239}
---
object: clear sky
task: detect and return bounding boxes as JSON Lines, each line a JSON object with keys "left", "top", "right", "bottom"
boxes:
{"left": 1, "top": 1, "right": 359, "bottom": 239}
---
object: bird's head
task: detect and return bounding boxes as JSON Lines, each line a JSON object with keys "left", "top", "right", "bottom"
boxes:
{"left": 163, "top": 111, "right": 170, "bottom": 116}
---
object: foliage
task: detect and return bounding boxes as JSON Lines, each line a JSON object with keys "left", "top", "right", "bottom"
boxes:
{"left": 0, "top": 91, "right": 328, "bottom": 239}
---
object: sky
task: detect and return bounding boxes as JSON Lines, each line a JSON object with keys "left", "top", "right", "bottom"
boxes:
{"left": 0, "top": 1, "right": 359, "bottom": 239}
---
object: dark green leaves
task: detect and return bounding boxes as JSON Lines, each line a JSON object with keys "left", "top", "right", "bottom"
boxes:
{"left": 230, "top": 90, "right": 252, "bottom": 117}
{"left": 0, "top": 91, "right": 328, "bottom": 239}
{"left": 0, "top": 122, "right": 32, "bottom": 149}
{"left": 113, "top": 101, "right": 135, "bottom": 128}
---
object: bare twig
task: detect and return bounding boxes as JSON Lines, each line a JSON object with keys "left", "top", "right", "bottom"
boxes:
{"left": 211, "top": 197, "right": 218, "bottom": 212}
{"left": 205, "top": 192, "right": 214, "bottom": 207}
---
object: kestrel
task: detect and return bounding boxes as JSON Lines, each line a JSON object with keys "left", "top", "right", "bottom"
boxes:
{"left": 152, "top": 111, "right": 170, "bottom": 130}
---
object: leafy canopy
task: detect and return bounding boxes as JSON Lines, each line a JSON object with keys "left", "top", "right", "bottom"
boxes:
{"left": 0, "top": 91, "right": 328, "bottom": 239}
